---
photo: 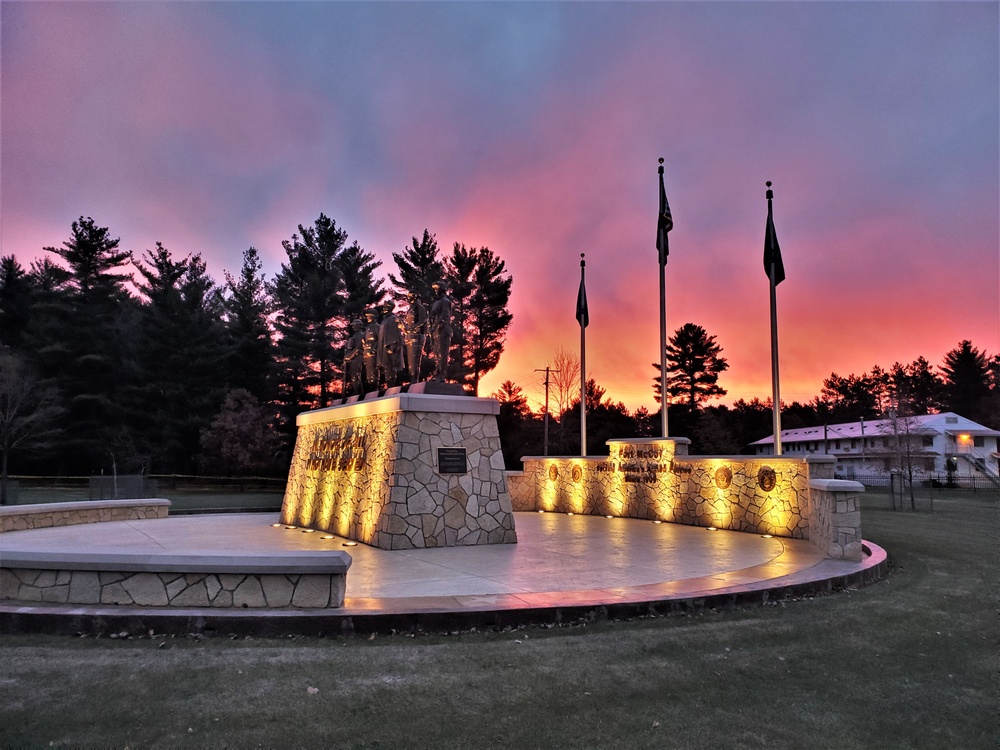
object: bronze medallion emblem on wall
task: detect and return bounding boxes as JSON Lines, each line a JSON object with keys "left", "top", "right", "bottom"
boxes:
{"left": 714, "top": 466, "right": 733, "bottom": 489}
{"left": 757, "top": 466, "right": 777, "bottom": 492}
{"left": 572, "top": 466, "right": 583, "bottom": 483}
{"left": 548, "top": 465, "right": 559, "bottom": 481}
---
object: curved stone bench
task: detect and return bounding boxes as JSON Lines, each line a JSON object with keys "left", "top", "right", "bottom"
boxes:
{"left": 0, "top": 550, "right": 352, "bottom": 609}
{"left": 0, "top": 499, "right": 171, "bottom": 533}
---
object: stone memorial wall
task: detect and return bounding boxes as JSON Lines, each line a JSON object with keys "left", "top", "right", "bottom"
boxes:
{"left": 511, "top": 441, "right": 848, "bottom": 543}
{"left": 281, "top": 393, "right": 517, "bottom": 550}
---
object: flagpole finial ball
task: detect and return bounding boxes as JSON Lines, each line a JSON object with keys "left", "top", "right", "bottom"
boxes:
{"left": 766, "top": 181, "right": 772, "bottom": 188}
{"left": 658, "top": 157, "right": 664, "bottom": 164}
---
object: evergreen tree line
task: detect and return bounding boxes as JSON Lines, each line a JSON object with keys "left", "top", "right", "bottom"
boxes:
{"left": 494, "top": 324, "right": 1000, "bottom": 467}
{"left": 0, "top": 215, "right": 512, "bottom": 481}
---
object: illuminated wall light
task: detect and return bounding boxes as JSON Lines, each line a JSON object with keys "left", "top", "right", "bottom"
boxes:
{"left": 605, "top": 515, "right": 613, "bottom": 519}
{"left": 321, "top": 535, "right": 335, "bottom": 540}
{"left": 302, "top": 528, "right": 316, "bottom": 533}
{"left": 271, "top": 523, "right": 282, "bottom": 528}
{"left": 761, "top": 534, "right": 774, "bottom": 539}
{"left": 566, "top": 511, "right": 574, "bottom": 516}
{"left": 537, "top": 509, "right": 545, "bottom": 513}
{"left": 284, "top": 526, "right": 297, "bottom": 530}
{"left": 653, "top": 520, "right": 663, "bottom": 524}
{"left": 343, "top": 541, "right": 358, "bottom": 547}
{"left": 706, "top": 526, "right": 718, "bottom": 531}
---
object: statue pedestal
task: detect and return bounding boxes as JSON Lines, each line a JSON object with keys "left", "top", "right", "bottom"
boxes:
{"left": 280, "top": 392, "right": 517, "bottom": 550}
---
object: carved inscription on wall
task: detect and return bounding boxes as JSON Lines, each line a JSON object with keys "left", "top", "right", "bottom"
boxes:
{"left": 306, "top": 423, "right": 368, "bottom": 472}
{"left": 606, "top": 445, "right": 690, "bottom": 484}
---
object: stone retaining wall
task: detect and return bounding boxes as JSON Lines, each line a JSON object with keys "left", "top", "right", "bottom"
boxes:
{"left": 0, "top": 550, "right": 352, "bottom": 609}
{"left": 0, "top": 569, "right": 346, "bottom": 608}
{"left": 511, "top": 445, "right": 860, "bottom": 556}
{"left": 808, "top": 479, "right": 865, "bottom": 561}
{"left": 0, "top": 499, "right": 171, "bottom": 533}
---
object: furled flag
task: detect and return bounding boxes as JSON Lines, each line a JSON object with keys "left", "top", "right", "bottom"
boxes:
{"left": 764, "top": 184, "right": 786, "bottom": 285}
{"left": 656, "top": 161, "right": 673, "bottom": 266}
{"left": 576, "top": 256, "right": 589, "bottom": 328}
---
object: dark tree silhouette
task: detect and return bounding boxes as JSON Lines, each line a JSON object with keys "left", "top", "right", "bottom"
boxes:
{"left": 26, "top": 217, "right": 134, "bottom": 472}
{"left": 0, "top": 351, "right": 63, "bottom": 503}
{"left": 129, "top": 243, "right": 227, "bottom": 473}
{"left": 653, "top": 323, "right": 728, "bottom": 408}
{"left": 271, "top": 214, "right": 350, "bottom": 421}
{"left": 222, "top": 247, "right": 274, "bottom": 403}
{"left": 941, "top": 340, "right": 992, "bottom": 424}
{"left": 463, "top": 247, "right": 513, "bottom": 395}
{"left": 0, "top": 256, "right": 34, "bottom": 349}
{"left": 199, "top": 389, "right": 282, "bottom": 476}
{"left": 389, "top": 229, "right": 445, "bottom": 305}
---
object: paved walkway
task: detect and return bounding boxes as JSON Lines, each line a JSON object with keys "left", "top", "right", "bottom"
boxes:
{"left": 0, "top": 512, "right": 886, "bottom": 632}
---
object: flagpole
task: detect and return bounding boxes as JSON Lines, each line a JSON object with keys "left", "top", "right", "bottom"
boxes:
{"left": 766, "top": 181, "right": 783, "bottom": 456}
{"left": 579, "top": 253, "right": 587, "bottom": 457}
{"left": 657, "top": 158, "right": 670, "bottom": 438}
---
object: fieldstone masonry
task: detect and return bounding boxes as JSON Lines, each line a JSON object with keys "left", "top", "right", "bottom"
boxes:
{"left": 0, "top": 569, "right": 346, "bottom": 608}
{"left": 0, "top": 499, "right": 170, "bottom": 533}
{"left": 508, "top": 441, "right": 862, "bottom": 558}
{"left": 808, "top": 479, "right": 865, "bottom": 561}
{"left": 281, "top": 393, "right": 517, "bottom": 549}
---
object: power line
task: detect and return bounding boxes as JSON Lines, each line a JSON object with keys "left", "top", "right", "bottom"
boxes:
{"left": 534, "top": 366, "right": 560, "bottom": 456}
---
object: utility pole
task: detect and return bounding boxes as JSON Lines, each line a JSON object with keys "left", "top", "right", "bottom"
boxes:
{"left": 535, "top": 366, "right": 559, "bottom": 456}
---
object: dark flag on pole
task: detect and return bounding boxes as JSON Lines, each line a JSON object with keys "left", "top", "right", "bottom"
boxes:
{"left": 575, "top": 256, "right": 589, "bottom": 328}
{"left": 656, "top": 158, "right": 673, "bottom": 266}
{"left": 764, "top": 182, "right": 785, "bottom": 285}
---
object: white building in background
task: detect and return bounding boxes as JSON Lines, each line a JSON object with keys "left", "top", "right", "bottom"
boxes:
{"left": 749, "top": 412, "right": 1000, "bottom": 480}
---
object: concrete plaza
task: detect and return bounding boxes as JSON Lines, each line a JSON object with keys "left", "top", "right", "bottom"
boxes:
{"left": 0, "top": 511, "right": 885, "bottom": 633}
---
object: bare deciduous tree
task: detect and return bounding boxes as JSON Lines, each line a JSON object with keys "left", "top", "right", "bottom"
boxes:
{"left": 0, "top": 352, "right": 63, "bottom": 503}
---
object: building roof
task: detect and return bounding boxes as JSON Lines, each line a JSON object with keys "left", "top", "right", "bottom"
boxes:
{"left": 750, "top": 412, "right": 1000, "bottom": 446}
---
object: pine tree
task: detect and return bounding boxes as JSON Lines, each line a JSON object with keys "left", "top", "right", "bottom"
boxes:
{"left": 652, "top": 323, "right": 729, "bottom": 408}
{"left": 26, "top": 218, "right": 134, "bottom": 472}
{"left": 941, "top": 340, "right": 992, "bottom": 423}
{"left": 464, "top": 247, "right": 513, "bottom": 395}
{"left": 271, "top": 214, "right": 384, "bottom": 434}
{"left": 888, "top": 357, "right": 944, "bottom": 415}
{"left": 0, "top": 256, "right": 35, "bottom": 350}
{"left": 389, "top": 229, "right": 445, "bottom": 304}
{"left": 128, "top": 243, "right": 227, "bottom": 472}
{"left": 444, "top": 243, "right": 479, "bottom": 385}
{"left": 222, "top": 247, "right": 273, "bottom": 403}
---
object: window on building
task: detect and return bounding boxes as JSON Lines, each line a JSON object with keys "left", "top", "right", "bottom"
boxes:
{"left": 834, "top": 440, "right": 841, "bottom": 449}
{"left": 851, "top": 439, "right": 858, "bottom": 449}
{"left": 922, "top": 436, "right": 934, "bottom": 447}
{"left": 945, "top": 417, "right": 958, "bottom": 424}
{"left": 974, "top": 436, "right": 985, "bottom": 448}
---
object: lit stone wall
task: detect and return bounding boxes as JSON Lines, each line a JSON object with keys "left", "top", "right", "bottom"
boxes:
{"left": 808, "top": 479, "right": 864, "bottom": 561}
{"left": 0, "top": 499, "right": 170, "bottom": 533}
{"left": 281, "top": 393, "right": 517, "bottom": 550}
{"left": 516, "top": 439, "right": 819, "bottom": 539}
{"left": 0, "top": 569, "right": 346, "bottom": 608}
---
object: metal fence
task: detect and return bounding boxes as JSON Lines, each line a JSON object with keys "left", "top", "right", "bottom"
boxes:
{"left": 840, "top": 472, "right": 999, "bottom": 493}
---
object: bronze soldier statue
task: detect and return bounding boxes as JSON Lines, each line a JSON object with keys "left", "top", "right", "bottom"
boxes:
{"left": 402, "top": 291, "right": 428, "bottom": 383}
{"left": 343, "top": 318, "right": 365, "bottom": 396}
{"left": 377, "top": 301, "right": 405, "bottom": 387}
{"left": 428, "top": 282, "right": 453, "bottom": 381}
{"left": 361, "top": 308, "right": 381, "bottom": 391}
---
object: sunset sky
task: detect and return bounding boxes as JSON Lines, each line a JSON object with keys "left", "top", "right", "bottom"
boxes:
{"left": 3, "top": 2, "right": 997, "bottom": 412}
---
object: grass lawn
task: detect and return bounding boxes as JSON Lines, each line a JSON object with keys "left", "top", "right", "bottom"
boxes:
{"left": 0, "top": 490, "right": 996, "bottom": 749}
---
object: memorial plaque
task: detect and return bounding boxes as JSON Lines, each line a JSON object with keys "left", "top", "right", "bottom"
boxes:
{"left": 437, "top": 447, "right": 468, "bottom": 474}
